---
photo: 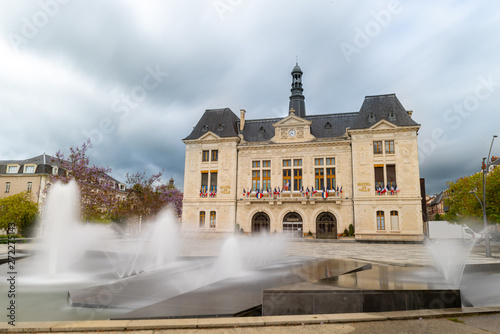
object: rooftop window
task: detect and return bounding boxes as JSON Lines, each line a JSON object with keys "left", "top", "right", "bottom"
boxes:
{"left": 7, "top": 165, "right": 18, "bottom": 173}
{"left": 24, "top": 165, "right": 35, "bottom": 173}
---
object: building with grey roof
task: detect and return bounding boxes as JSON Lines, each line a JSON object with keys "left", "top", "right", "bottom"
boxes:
{"left": 182, "top": 63, "right": 424, "bottom": 242}
{"left": 0, "top": 153, "right": 127, "bottom": 215}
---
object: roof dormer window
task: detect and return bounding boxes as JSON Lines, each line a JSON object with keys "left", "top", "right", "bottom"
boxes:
{"left": 368, "top": 112, "right": 376, "bottom": 123}
{"left": 7, "top": 165, "right": 19, "bottom": 173}
{"left": 217, "top": 124, "right": 224, "bottom": 131}
{"left": 388, "top": 110, "right": 396, "bottom": 121}
{"left": 259, "top": 126, "right": 266, "bottom": 133}
{"left": 24, "top": 165, "right": 36, "bottom": 173}
{"left": 202, "top": 125, "right": 209, "bottom": 132}
{"left": 324, "top": 122, "right": 332, "bottom": 129}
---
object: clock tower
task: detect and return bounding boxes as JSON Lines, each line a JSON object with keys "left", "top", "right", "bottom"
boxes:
{"left": 289, "top": 62, "right": 306, "bottom": 117}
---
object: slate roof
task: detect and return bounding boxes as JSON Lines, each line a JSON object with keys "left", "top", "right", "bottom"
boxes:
{"left": 185, "top": 94, "right": 418, "bottom": 142}
{"left": 305, "top": 113, "right": 358, "bottom": 139}
{"left": 240, "top": 118, "right": 280, "bottom": 142}
{"left": 350, "top": 94, "right": 419, "bottom": 129}
{"left": 429, "top": 191, "right": 444, "bottom": 206}
{"left": 183, "top": 108, "right": 240, "bottom": 140}
{"left": 0, "top": 154, "right": 61, "bottom": 175}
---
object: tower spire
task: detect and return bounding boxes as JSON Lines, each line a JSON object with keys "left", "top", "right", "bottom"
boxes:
{"left": 289, "top": 62, "right": 306, "bottom": 117}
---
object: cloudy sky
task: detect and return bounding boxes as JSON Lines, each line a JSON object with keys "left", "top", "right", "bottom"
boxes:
{"left": 0, "top": 0, "right": 499, "bottom": 195}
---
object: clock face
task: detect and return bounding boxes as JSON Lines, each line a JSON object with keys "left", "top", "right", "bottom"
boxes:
{"left": 288, "top": 129, "right": 296, "bottom": 137}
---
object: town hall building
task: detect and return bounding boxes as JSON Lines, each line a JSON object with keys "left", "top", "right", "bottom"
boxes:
{"left": 181, "top": 63, "right": 424, "bottom": 242}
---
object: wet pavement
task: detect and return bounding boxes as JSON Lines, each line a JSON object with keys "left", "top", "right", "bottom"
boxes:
{"left": 2, "top": 237, "right": 500, "bottom": 333}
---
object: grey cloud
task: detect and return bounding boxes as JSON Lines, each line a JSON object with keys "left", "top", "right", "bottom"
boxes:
{"left": 0, "top": 0, "right": 499, "bottom": 195}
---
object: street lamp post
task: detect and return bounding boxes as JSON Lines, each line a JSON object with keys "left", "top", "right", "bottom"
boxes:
{"left": 482, "top": 135, "right": 498, "bottom": 258}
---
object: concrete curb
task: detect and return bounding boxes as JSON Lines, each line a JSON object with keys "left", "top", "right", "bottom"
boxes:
{"left": 2, "top": 306, "right": 500, "bottom": 332}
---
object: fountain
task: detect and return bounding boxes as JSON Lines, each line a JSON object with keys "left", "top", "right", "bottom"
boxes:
{"left": 1, "top": 181, "right": 499, "bottom": 321}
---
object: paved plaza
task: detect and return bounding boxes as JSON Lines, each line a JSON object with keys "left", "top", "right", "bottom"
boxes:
{"left": 175, "top": 235, "right": 500, "bottom": 267}
{"left": 2, "top": 237, "right": 500, "bottom": 333}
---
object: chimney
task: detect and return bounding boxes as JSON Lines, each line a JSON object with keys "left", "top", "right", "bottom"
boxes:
{"left": 407, "top": 110, "right": 413, "bottom": 118}
{"left": 240, "top": 109, "right": 246, "bottom": 131}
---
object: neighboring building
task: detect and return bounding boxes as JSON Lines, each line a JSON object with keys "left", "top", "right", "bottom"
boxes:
{"left": 181, "top": 63, "right": 424, "bottom": 242}
{"left": 166, "top": 177, "right": 176, "bottom": 190}
{"left": 426, "top": 191, "right": 446, "bottom": 221}
{"left": 0, "top": 154, "right": 62, "bottom": 210}
{"left": 489, "top": 156, "right": 499, "bottom": 172}
{"left": 0, "top": 153, "right": 127, "bottom": 215}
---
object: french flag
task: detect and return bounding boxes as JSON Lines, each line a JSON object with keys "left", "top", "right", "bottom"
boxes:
{"left": 322, "top": 188, "right": 328, "bottom": 199}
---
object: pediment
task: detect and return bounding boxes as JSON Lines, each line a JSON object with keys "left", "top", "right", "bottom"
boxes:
{"left": 198, "top": 131, "right": 221, "bottom": 141}
{"left": 273, "top": 114, "right": 312, "bottom": 128}
{"left": 369, "top": 119, "right": 397, "bottom": 130}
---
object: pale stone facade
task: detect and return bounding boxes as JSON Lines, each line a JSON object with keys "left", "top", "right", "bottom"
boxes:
{"left": 182, "top": 64, "right": 424, "bottom": 242}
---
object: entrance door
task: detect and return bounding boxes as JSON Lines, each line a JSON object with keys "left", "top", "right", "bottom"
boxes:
{"left": 251, "top": 212, "right": 270, "bottom": 234}
{"left": 283, "top": 212, "right": 303, "bottom": 238}
{"left": 316, "top": 212, "right": 337, "bottom": 239}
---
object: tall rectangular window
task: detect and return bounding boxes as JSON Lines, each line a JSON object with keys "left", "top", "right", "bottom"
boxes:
{"left": 390, "top": 211, "right": 399, "bottom": 230}
{"left": 252, "top": 171, "right": 260, "bottom": 191}
{"left": 315, "top": 168, "right": 324, "bottom": 190}
{"left": 326, "top": 168, "right": 335, "bottom": 190}
{"left": 27, "top": 182, "right": 32, "bottom": 192}
{"left": 210, "top": 171, "right": 217, "bottom": 193}
{"left": 283, "top": 159, "right": 291, "bottom": 167}
{"left": 377, "top": 211, "right": 385, "bottom": 230}
{"left": 210, "top": 211, "right": 216, "bottom": 228}
{"left": 385, "top": 140, "right": 395, "bottom": 154}
{"left": 262, "top": 170, "right": 271, "bottom": 191}
{"left": 5, "top": 182, "right": 10, "bottom": 193}
{"left": 283, "top": 169, "right": 291, "bottom": 189}
{"left": 293, "top": 169, "right": 302, "bottom": 191}
{"left": 386, "top": 164, "right": 396, "bottom": 189}
{"left": 374, "top": 166, "right": 384, "bottom": 189}
{"left": 211, "top": 150, "right": 218, "bottom": 161}
{"left": 293, "top": 159, "right": 302, "bottom": 167}
{"left": 373, "top": 141, "right": 383, "bottom": 154}
{"left": 201, "top": 172, "right": 208, "bottom": 193}
{"left": 202, "top": 150, "right": 209, "bottom": 162}
{"left": 262, "top": 160, "right": 271, "bottom": 168}
{"left": 252, "top": 161, "right": 260, "bottom": 168}
{"left": 199, "top": 211, "right": 206, "bottom": 228}
{"left": 315, "top": 158, "right": 324, "bottom": 166}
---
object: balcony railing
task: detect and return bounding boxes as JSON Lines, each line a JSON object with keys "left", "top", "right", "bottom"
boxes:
{"left": 242, "top": 190, "right": 343, "bottom": 204}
